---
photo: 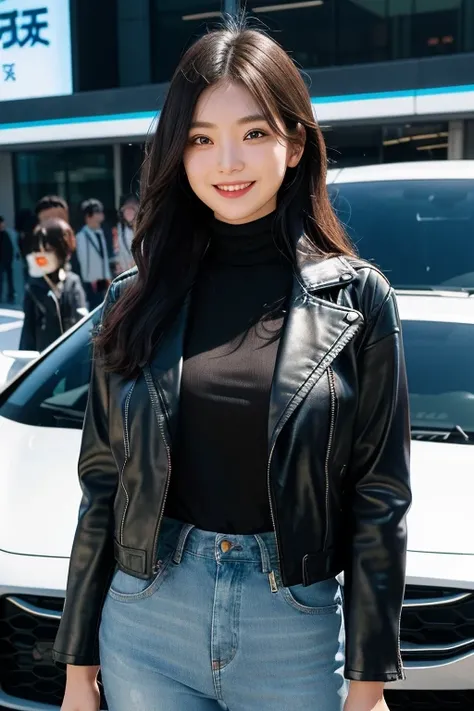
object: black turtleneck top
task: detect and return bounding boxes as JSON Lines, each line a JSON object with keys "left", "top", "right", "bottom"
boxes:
{"left": 165, "top": 212, "right": 293, "bottom": 534}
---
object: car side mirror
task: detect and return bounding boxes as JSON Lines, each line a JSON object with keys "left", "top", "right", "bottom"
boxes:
{"left": 2, "top": 350, "right": 40, "bottom": 360}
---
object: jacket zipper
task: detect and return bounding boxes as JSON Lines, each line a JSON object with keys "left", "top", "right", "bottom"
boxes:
{"left": 119, "top": 380, "right": 136, "bottom": 544}
{"left": 142, "top": 367, "right": 173, "bottom": 575}
{"left": 323, "top": 366, "right": 337, "bottom": 551}
{"left": 267, "top": 319, "right": 362, "bottom": 583}
{"left": 266, "top": 438, "right": 282, "bottom": 582}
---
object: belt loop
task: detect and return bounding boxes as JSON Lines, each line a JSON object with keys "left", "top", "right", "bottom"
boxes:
{"left": 172, "top": 523, "right": 195, "bottom": 565}
{"left": 254, "top": 534, "right": 271, "bottom": 574}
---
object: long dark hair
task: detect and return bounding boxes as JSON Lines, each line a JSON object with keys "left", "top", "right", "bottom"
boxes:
{"left": 96, "top": 18, "right": 355, "bottom": 377}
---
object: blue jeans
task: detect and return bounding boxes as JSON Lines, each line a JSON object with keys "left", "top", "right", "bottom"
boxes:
{"left": 99, "top": 518, "right": 348, "bottom": 710}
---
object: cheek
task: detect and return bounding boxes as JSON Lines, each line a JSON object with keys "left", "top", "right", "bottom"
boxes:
{"left": 183, "top": 151, "right": 210, "bottom": 192}
{"left": 256, "top": 143, "right": 291, "bottom": 187}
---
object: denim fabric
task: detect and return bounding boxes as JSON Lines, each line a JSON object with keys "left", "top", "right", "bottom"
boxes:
{"left": 99, "top": 518, "right": 348, "bottom": 710}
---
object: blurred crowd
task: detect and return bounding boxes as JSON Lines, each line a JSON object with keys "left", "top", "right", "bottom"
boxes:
{"left": 0, "top": 194, "right": 138, "bottom": 352}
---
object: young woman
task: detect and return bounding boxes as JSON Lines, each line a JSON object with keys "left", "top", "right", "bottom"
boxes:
{"left": 113, "top": 194, "right": 139, "bottom": 275}
{"left": 20, "top": 219, "right": 87, "bottom": 351}
{"left": 54, "top": 21, "right": 411, "bottom": 711}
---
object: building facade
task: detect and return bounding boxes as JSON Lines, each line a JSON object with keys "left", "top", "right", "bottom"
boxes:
{"left": 1, "top": 0, "right": 474, "bottom": 230}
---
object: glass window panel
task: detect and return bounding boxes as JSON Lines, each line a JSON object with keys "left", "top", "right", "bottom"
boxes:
{"left": 121, "top": 143, "right": 146, "bottom": 199}
{"left": 66, "top": 146, "right": 115, "bottom": 228}
{"left": 250, "top": 0, "right": 336, "bottom": 70}
{"left": 382, "top": 123, "right": 449, "bottom": 162}
{"left": 411, "top": 0, "right": 462, "bottom": 57}
{"left": 336, "top": 0, "right": 390, "bottom": 65}
{"left": 150, "top": 1, "right": 221, "bottom": 83}
{"left": 13, "top": 147, "right": 115, "bottom": 232}
{"left": 329, "top": 178, "right": 474, "bottom": 288}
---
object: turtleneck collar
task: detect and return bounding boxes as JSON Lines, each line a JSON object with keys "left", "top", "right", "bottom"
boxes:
{"left": 208, "top": 211, "right": 282, "bottom": 266}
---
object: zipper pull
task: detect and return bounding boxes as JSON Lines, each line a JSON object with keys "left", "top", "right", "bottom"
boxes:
{"left": 152, "top": 559, "right": 162, "bottom": 574}
{"left": 268, "top": 570, "right": 278, "bottom": 593}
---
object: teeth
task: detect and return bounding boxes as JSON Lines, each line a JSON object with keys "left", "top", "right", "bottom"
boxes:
{"left": 216, "top": 182, "right": 252, "bottom": 192}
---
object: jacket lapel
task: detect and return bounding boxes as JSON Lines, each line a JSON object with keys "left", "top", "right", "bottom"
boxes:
{"left": 142, "top": 248, "right": 363, "bottom": 451}
{"left": 143, "top": 298, "right": 190, "bottom": 443}
{"left": 268, "top": 254, "right": 362, "bottom": 448}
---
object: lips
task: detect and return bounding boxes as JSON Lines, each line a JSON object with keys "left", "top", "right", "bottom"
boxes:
{"left": 35, "top": 256, "right": 48, "bottom": 267}
{"left": 213, "top": 181, "right": 256, "bottom": 199}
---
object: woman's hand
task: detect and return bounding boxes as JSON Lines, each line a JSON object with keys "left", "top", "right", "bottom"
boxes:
{"left": 343, "top": 681, "right": 388, "bottom": 711}
{"left": 61, "top": 664, "right": 101, "bottom": 711}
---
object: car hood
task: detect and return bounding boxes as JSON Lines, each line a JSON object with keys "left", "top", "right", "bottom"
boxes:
{"left": 0, "top": 418, "right": 472, "bottom": 558}
{"left": 408, "top": 439, "right": 474, "bottom": 555}
{"left": 0, "top": 416, "right": 83, "bottom": 557}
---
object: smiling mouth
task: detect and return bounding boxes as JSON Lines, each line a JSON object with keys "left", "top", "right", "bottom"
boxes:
{"left": 213, "top": 182, "right": 256, "bottom": 198}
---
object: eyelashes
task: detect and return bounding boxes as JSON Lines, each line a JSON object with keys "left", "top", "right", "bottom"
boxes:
{"left": 189, "top": 129, "right": 268, "bottom": 146}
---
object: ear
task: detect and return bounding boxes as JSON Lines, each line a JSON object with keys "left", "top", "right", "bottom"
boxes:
{"left": 287, "top": 123, "right": 306, "bottom": 169}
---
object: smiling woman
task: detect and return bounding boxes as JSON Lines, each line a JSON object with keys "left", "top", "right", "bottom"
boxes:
{"left": 53, "top": 16, "right": 410, "bottom": 711}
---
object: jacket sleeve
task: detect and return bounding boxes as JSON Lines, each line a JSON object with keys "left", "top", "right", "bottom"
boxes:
{"left": 72, "top": 274, "right": 88, "bottom": 315}
{"left": 19, "top": 289, "right": 37, "bottom": 351}
{"left": 343, "top": 276, "right": 412, "bottom": 682}
{"left": 52, "top": 285, "right": 118, "bottom": 665}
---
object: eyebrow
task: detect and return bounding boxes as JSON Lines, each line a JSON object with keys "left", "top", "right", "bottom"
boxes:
{"left": 189, "top": 113, "right": 268, "bottom": 129}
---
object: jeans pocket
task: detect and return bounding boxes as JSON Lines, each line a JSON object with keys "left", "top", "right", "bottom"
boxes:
{"left": 108, "top": 551, "right": 173, "bottom": 602}
{"left": 280, "top": 578, "right": 341, "bottom": 615}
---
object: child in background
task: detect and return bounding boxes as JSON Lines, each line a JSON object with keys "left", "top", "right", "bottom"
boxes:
{"left": 20, "top": 218, "right": 87, "bottom": 352}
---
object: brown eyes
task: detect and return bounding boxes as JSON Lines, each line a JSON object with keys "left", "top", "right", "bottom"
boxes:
{"left": 189, "top": 130, "right": 267, "bottom": 146}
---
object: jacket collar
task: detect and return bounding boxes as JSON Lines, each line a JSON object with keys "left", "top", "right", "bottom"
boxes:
{"left": 295, "top": 242, "right": 357, "bottom": 293}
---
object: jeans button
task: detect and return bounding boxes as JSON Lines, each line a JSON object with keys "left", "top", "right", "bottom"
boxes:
{"left": 220, "top": 540, "right": 232, "bottom": 553}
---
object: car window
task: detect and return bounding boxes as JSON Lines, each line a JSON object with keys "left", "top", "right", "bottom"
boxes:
{"left": 0, "top": 312, "right": 99, "bottom": 430}
{"left": 329, "top": 179, "right": 474, "bottom": 290}
{"left": 403, "top": 319, "right": 474, "bottom": 435}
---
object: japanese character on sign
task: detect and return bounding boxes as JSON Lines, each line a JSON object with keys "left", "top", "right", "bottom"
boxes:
{"left": 0, "top": 7, "right": 50, "bottom": 49}
{"left": 2, "top": 63, "right": 16, "bottom": 81}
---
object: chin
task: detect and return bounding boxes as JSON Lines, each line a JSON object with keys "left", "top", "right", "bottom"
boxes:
{"left": 213, "top": 202, "right": 273, "bottom": 225}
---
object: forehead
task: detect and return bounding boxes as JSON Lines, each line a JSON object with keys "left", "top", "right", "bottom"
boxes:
{"left": 193, "top": 81, "right": 263, "bottom": 123}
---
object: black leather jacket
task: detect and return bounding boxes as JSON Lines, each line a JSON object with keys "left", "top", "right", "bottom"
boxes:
{"left": 53, "top": 251, "right": 411, "bottom": 682}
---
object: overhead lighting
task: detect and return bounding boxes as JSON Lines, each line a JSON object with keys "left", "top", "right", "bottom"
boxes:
{"left": 416, "top": 143, "right": 449, "bottom": 151}
{"left": 253, "top": 1, "right": 323, "bottom": 13}
{"left": 182, "top": 11, "right": 222, "bottom": 21}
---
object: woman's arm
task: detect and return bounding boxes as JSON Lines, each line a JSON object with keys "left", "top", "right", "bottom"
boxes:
{"left": 344, "top": 275, "right": 412, "bottom": 684}
{"left": 52, "top": 286, "right": 119, "bottom": 665}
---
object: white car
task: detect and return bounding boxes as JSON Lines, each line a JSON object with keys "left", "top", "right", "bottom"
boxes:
{"left": 0, "top": 307, "right": 32, "bottom": 388}
{"left": 1, "top": 162, "right": 474, "bottom": 711}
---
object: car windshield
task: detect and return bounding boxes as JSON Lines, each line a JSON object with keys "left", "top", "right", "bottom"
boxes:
{"left": 0, "top": 312, "right": 99, "bottom": 429}
{"left": 329, "top": 179, "right": 474, "bottom": 291}
{"left": 403, "top": 319, "right": 474, "bottom": 438}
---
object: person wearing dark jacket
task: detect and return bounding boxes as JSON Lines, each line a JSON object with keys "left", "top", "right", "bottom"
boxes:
{"left": 54, "top": 22, "right": 411, "bottom": 711}
{"left": 20, "top": 219, "right": 87, "bottom": 352}
{"left": 0, "top": 215, "right": 15, "bottom": 303}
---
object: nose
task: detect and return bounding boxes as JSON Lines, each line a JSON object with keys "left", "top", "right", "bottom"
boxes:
{"left": 217, "top": 141, "right": 244, "bottom": 174}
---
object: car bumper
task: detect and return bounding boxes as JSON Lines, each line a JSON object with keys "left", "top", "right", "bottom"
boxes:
{"left": 1, "top": 548, "right": 473, "bottom": 709}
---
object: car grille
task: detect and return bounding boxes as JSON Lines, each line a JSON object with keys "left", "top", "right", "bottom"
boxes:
{"left": 0, "top": 594, "right": 107, "bottom": 707}
{"left": 385, "top": 690, "right": 474, "bottom": 710}
{"left": 400, "top": 585, "right": 474, "bottom": 661}
{"left": 0, "top": 594, "right": 65, "bottom": 705}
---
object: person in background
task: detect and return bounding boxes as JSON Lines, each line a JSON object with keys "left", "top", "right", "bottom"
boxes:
{"left": 0, "top": 215, "right": 16, "bottom": 303}
{"left": 20, "top": 218, "right": 87, "bottom": 352}
{"left": 75, "top": 199, "right": 111, "bottom": 309}
{"left": 113, "top": 194, "right": 139, "bottom": 274}
{"left": 35, "top": 195, "right": 69, "bottom": 224}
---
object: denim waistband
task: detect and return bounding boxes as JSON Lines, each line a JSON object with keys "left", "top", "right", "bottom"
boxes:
{"left": 159, "top": 517, "right": 279, "bottom": 574}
